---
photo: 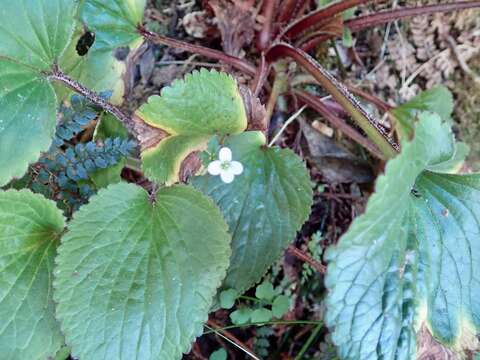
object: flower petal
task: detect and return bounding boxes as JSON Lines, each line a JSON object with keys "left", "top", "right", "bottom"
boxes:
{"left": 220, "top": 170, "right": 235, "bottom": 184}
{"left": 207, "top": 160, "right": 222, "bottom": 176}
{"left": 219, "top": 147, "right": 232, "bottom": 162}
{"left": 230, "top": 161, "right": 243, "bottom": 175}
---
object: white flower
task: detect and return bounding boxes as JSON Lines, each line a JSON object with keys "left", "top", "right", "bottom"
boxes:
{"left": 207, "top": 147, "right": 243, "bottom": 184}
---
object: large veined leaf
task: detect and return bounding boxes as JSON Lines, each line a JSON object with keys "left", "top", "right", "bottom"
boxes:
{"left": 54, "top": 183, "right": 231, "bottom": 359}
{"left": 193, "top": 132, "right": 312, "bottom": 294}
{"left": 81, "top": 0, "right": 146, "bottom": 51}
{"left": 0, "top": 0, "right": 77, "bottom": 186}
{"left": 0, "top": 190, "right": 65, "bottom": 359}
{"left": 136, "top": 69, "right": 248, "bottom": 185}
{"left": 325, "top": 113, "right": 480, "bottom": 359}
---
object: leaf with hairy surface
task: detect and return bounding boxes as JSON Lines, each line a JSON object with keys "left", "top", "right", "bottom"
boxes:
{"left": 54, "top": 183, "right": 231, "bottom": 360}
{"left": 325, "top": 113, "right": 480, "bottom": 359}
{"left": 0, "top": 0, "right": 78, "bottom": 186}
{"left": 193, "top": 131, "right": 312, "bottom": 295}
{"left": 136, "top": 69, "right": 248, "bottom": 185}
{"left": 0, "top": 190, "right": 65, "bottom": 359}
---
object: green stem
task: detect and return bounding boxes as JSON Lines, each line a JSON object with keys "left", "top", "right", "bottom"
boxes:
{"left": 294, "top": 323, "right": 323, "bottom": 360}
{"left": 203, "top": 320, "right": 323, "bottom": 334}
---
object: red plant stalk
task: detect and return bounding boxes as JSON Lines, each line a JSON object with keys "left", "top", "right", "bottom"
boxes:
{"left": 267, "top": 43, "right": 398, "bottom": 158}
{"left": 138, "top": 26, "right": 257, "bottom": 76}
{"left": 301, "top": 0, "right": 480, "bottom": 51}
{"left": 282, "top": 0, "right": 379, "bottom": 40}
{"left": 257, "top": 0, "right": 278, "bottom": 51}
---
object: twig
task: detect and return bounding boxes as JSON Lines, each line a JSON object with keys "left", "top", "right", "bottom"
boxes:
{"left": 48, "top": 66, "right": 138, "bottom": 137}
{"left": 269, "top": 105, "right": 307, "bottom": 146}
{"left": 206, "top": 320, "right": 260, "bottom": 360}
{"left": 287, "top": 245, "right": 326, "bottom": 274}
{"left": 138, "top": 26, "right": 257, "bottom": 76}
{"left": 445, "top": 35, "right": 480, "bottom": 84}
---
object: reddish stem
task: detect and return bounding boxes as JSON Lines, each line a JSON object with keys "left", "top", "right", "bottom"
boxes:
{"left": 138, "top": 26, "right": 257, "bottom": 76}
{"left": 346, "top": 85, "right": 393, "bottom": 112}
{"left": 282, "top": 0, "right": 377, "bottom": 40}
{"left": 257, "top": 0, "right": 278, "bottom": 51}
{"left": 293, "top": 90, "right": 383, "bottom": 159}
{"left": 287, "top": 245, "right": 326, "bottom": 274}
{"left": 277, "top": 0, "right": 305, "bottom": 24}
{"left": 301, "top": 1, "right": 480, "bottom": 51}
{"left": 267, "top": 43, "right": 398, "bottom": 157}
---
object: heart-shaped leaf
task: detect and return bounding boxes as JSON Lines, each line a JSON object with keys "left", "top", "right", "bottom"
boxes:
{"left": 325, "top": 113, "right": 480, "bottom": 359}
{"left": 136, "top": 69, "right": 248, "bottom": 185}
{"left": 0, "top": 0, "right": 78, "bottom": 186}
{"left": 193, "top": 132, "right": 312, "bottom": 295}
{"left": 54, "top": 183, "right": 231, "bottom": 359}
{"left": 0, "top": 190, "right": 65, "bottom": 359}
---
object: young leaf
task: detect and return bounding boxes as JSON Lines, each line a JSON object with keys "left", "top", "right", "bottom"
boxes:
{"left": 0, "top": 190, "right": 65, "bottom": 359}
{"left": 230, "top": 308, "right": 253, "bottom": 325}
{"left": 220, "top": 289, "right": 239, "bottom": 309}
{"left": 325, "top": 113, "right": 480, "bottom": 359}
{"left": 54, "top": 183, "right": 231, "bottom": 360}
{"left": 255, "top": 282, "right": 275, "bottom": 302}
{"left": 251, "top": 308, "right": 273, "bottom": 323}
{"left": 390, "top": 86, "right": 453, "bottom": 139}
{"left": 210, "top": 348, "right": 227, "bottom": 360}
{"left": 272, "top": 295, "right": 290, "bottom": 318}
{"left": 136, "top": 69, "right": 248, "bottom": 185}
{"left": 81, "top": 0, "right": 146, "bottom": 51}
{"left": 0, "top": 0, "right": 78, "bottom": 186}
{"left": 193, "top": 131, "right": 312, "bottom": 296}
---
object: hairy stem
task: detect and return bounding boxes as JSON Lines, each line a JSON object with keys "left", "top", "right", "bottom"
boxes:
{"left": 282, "top": 0, "right": 378, "bottom": 39}
{"left": 287, "top": 245, "right": 326, "bottom": 274}
{"left": 138, "top": 26, "right": 257, "bottom": 76}
{"left": 48, "top": 67, "right": 138, "bottom": 137}
{"left": 267, "top": 43, "right": 398, "bottom": 158}
{"left": 301, "top": 1, "right": 480, "bottom": 51}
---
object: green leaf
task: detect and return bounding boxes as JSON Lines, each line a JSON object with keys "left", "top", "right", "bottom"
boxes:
{"left": 272, "top": 295, "right": 290, "bottom": 318}
{"left": 255, "top": 282, "right": 275, "bottom": 302}
{"left": 325, "top": 113, "right": 480, "bottom": 359}
{"left": 251, "top": 308, "right": 273, "bottom": 323}
{"left": 57, "top": 26, "right": 127, "bottom": 105}
{"left": 391, "top": 86, "right": 453, "bottom": 139}
{"left": 230, "top": 308, "right": 253, "bottom": 325}
{"left": 193, "top": 131, "right": 312, "bottom": 295}
{"left": 0, "top": 190, "right": 65, "bottom": 359}
{"left": 0, "top": 0, "right": 78, "bottom": 186}
{"left": 210, "top": 348, "right": 227, "bottom": 360}
{"left": 220, "top": 289, "right": 239, "bottom": 309}
{"left": 54, "top": 183, "right": 231, "bottom": 360}
{"left": 136, "top": 69, "right": 248, "bottom": 184}
{"left": 81, "top": 0, "right": 146, "bottom": 51}
{"left": 90, "top": 114, "right": 130, "bottom": 188}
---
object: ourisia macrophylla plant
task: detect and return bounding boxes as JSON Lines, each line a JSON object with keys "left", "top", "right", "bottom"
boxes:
{"left": 207, "top": 147, "right": 244, "bottom": 184}
{"left": 0, "top": 1, "right": 479, "bottom": 360}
